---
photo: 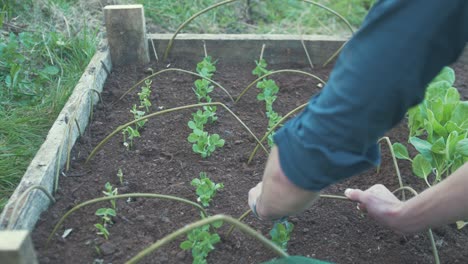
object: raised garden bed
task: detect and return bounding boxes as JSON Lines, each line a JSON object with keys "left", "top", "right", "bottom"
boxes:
{"left": 29, "top": 51, "right": 468, "bottom": 263}
{"left": 2, "top": 4, "right": 468, "bottom": 263}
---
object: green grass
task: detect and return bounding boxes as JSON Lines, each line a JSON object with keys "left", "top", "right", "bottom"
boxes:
{"left": 127, "top": 0, "right": 375, "bottom": 35}
{"left": 0, "top": 0, "right": 98, "bottom": 210}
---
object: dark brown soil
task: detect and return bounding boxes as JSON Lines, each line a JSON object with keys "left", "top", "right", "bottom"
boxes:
{"left": 32, "top": 59, "right": 468, "bottom": 264}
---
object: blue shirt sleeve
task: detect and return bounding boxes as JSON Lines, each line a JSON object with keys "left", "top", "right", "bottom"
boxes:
{"left": 274, "top": 0, "right": 468, "bottom": 191}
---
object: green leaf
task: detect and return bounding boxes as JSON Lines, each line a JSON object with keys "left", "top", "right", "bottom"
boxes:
{"left": 456, "top": 139, "right": 468, "bottom": 156}
{"left": 212, "top": 220, "right": 223, "bottom": 229}
{"left": 188, "top": 133, "right": 199, "bottom": 143}
{"left": 451, "top": 101, "right": 468, "bottom": 129}
{"left": 430, "top": 138, "right": 446, "bottom": 154}
{"left": 180, "top": 240, "right": 192, "bottom": 250}
{"left": 412, "top": 154, "right": 432, "bottom": 179}
{"left": 426, "top": 81, "right": 450, "bottom": 101}
{"left": 446, "top": 131, "right": 459, "bottom": 160}
{"left": 445, "top": 87, "right": 460, "bottom": 104}
{"left": 106, "top": 208, "right": 116, "bottom": 216}
{"left": 41, "top": 65, "right": 59, "bottom": 75}
{"left": 445, "top": 121, "right": 463, "bottom": 134}
{"left": 392, "top": 143, "right": 411, "bottom": 161}
{"left": 95, "top": 208, "right": 108, "bottom": 216}
{"left": 427, "top": 109, "right": 447, "bottom": 138}
{"left": 432, "top": 66, "right": 455, "bottom": 86}
{"left": 409, "top": 137, "right": 432, "bottom": 161}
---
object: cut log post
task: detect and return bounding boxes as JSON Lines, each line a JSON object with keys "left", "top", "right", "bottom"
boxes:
{"left": 0, "top": 230, "right": 38, "bottom": 264}
{"left": 104, "top": 5, "right": 150, "bottom": 66}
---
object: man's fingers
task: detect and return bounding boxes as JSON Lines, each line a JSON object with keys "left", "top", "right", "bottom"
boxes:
{"left": 345, "top": 188, "right": 366, "bottom": 202}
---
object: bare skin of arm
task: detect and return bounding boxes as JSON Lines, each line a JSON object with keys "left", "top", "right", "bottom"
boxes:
{"left": 248, "top": 146, "right": 320, "bottom": 220}
{"left": 250, "top": 147, "right": 468, "bottom": 233}
{"left": 345, "top": 162, "right": 468, "bottom": 234}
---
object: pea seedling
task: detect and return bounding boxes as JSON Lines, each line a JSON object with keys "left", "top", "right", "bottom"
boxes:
{"left": 94, "top": 223, "right": 110, "bottom": 240}
{"left": 269, "top": 220, "right": 294, "bottom": 251}
{"left": 191, "top": 172, "right": 224, "bottom": 207}
{"left": 138, "top": 79, "right": 152, "bottom": 112}
{"left": 121, "top": 79, "right": 152, "bottom": 149}
{"left": 180, "top": 221, "right": 223, "bottom": 264}
{"left": 252, "top": 59, "right": 283, "bottom": 147}
{"left": 103, "top": 182, "right": 118, "bottom": 210}
{"left": 95, "top": 208, "right": 116, "bottom": 225}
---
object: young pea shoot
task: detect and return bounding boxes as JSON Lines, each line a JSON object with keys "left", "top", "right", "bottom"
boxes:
{"left": 117, "top": 168, "right": 124, "bottom": 185}
{"left": 138, "top": 79, "right": 152, "bottom": 112}
{"left": 252, "top": 59, "right": 283, "bottom": 147}
{"left": 130, "top": 104, "right": 147, "bottom": 129}
{"left": 269, "top": 220, "right": 294, "bottom": 251}
{"left": 122, "top": 126, "right": 140, "bottom": 149}
{"left": 180, "top": 221, "right": 223, "bottom": 264}
{"left": 191, "top": 172, "right": 223, "bottom": 207}
{"left": 103, "top": 182, "right": 118, "bottom": 210}
{"left": 94, "top": 223, "right": 110, "bottom": 240}
{"left": 95, "top": 208, "right": 116, "bottom": 225}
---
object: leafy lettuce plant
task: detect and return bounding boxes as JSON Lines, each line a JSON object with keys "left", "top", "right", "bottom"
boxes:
{"left": 393, "top": 67, "right": 468, "bottom": 185}
{"left": 191, "top": 172, "right": 224, "bottom": 207}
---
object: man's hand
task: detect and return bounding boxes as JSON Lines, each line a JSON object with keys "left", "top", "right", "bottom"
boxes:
{"left": 247, "top": 146, "right": 320, "bottom": 221}
{"left": 345, "top": 184, "right": 405, "bottom": 233}
{"left": 248, "top": 182, "right": 265, "bottom": 219}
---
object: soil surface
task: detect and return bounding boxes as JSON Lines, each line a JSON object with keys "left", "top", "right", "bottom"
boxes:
{"left": 33, "top": 60, "right": 468, "bottom": 264}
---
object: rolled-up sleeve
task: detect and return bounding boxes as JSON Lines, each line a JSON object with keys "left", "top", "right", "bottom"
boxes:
{"left": 274, "top": 0, "right": 468, "bottom": 191}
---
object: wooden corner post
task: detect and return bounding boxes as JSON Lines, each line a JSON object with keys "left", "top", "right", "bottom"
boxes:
{"left": 104, "top": 5, "right": 150, "bottom": 66}
{"left": 0, "top": 230, "right": 38, "bottom": 264}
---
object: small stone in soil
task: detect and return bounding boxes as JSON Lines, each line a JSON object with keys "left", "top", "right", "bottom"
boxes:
{"left": 99, "top": 242, "right": 116, "bottom": 255}
{"left": 135, "top": 215, "right": 145, "bottom": 221}
{"left": 176, "top": 250, "right": 186, "bottom": 260}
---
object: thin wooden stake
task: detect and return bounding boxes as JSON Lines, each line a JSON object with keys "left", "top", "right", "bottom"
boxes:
{"left": 150, "top": 38, "right": 159, "bottom": 61}
{"left": 301, "top": 36, "right": 314, "bottom": 69}
{"left": 259, "top": 43, "right": 266, "bottom": 61}
{"left": 203, "top": 40, "right": 208, "bottom": 58}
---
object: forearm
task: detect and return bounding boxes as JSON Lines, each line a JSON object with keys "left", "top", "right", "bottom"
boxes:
{"left": 255, "top": 146, "right": 320, "bottom": 220}
{"left": 396, "top": 163, "right": 468, "bottom": 233}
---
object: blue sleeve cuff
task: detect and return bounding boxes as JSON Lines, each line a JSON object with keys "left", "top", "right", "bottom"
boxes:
{"left": 274, "top": 117, "right": 380, "bottom": 192}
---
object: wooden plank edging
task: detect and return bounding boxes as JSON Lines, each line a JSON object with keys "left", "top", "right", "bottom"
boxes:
{"left": 0, "top": 42, "right": 112, "bottom": 230}
{"left": 148, "top": 33, "right": 348, "bottom": 65}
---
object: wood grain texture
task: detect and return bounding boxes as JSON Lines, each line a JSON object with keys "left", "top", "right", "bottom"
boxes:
{"left": 104, "top": 5, "right": 149, "bottom": 66}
